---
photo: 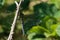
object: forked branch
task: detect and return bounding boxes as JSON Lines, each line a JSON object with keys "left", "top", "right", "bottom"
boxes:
{"left": 7, "top": 0, "right": 22, "bottom": 40}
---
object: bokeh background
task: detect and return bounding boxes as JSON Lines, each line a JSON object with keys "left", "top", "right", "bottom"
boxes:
{"left": 0, "top": 0, "right": 60, "bottom": 40}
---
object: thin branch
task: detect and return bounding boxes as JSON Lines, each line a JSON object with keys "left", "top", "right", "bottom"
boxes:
{"left": 7, "top": 0, "right": 22, "bottom": 40}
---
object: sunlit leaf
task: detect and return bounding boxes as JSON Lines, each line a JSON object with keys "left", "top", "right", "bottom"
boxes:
{"left": 28, "top": 33, "right": 36, "bottom": 40}
{"left": 44, "top": 31, "right": 56, "bottom": 37}
{"left": 56, "top": 24, "right": 60, "bottom": 36}
{"left": 44, "top": 24, "right": 58, "bottom": 37}
{"left": 27, "top": 26, "right": 50, "bottom": 35}
{"left": 46, "top": 18, "right": 56, "bottom": 32}
{"left": 51, "top": 24, "right": 58, "bottom": 31}
{"left": 33, "top": 38, "right": 43, "bottom": 40}
{"left": 27, "top": 26, "right": 41, "bottom": 34}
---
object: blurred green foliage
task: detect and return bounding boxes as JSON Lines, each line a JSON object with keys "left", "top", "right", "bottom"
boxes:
{"left": 0, "top": 0, "right": 60, "bottom": 40}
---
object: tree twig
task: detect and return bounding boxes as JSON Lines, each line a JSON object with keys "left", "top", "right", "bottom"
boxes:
{"left": 7, "top": 0, "right": 22, "bottom": 40}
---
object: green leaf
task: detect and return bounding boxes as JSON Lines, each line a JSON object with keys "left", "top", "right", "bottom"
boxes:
{"left": 54, "top": 11, "right": 60, "bottom": 22}
{"left": 44, "top": 31, "right": 56, "bottom": 37}
{"left": 27, "top": 26, "right": 50, "bottom": 35}
{"left": 54, "top": 11, "right": 60, "bottom": 18}
{"left": 56, "top": 24, "right": 60, "bottom": 36}
{"left": 46, "top": 19, "right": 54, "bottom": 29}
{"left": 27, "top": 26, "right": 41, "bottom": 34}
{"left": 44, "top": 24, "right": 57, "bottom": 37}
{"left": 27, "top": 33, "right": 44, "bottom": 40}
{"left": 48, "top": 0, "right": 60, "bottom": 8}
{"left": 45, "top": 17, "right": 57, "bottom": 32}
{"left": 33, "top": 38, "right": 43, "bottom": 40}
{"left": 51, "top": 24, "right": 58, "bottom": 31}
{"left": 27, "top": 33, "right": 36, "bottom": 40}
